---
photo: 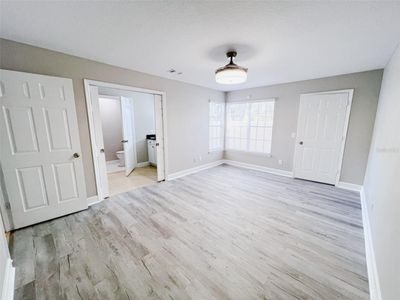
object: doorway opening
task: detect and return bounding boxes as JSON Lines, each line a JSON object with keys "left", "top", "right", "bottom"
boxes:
{"left": 84, "top": 80, "right": 167, "bottom": 202}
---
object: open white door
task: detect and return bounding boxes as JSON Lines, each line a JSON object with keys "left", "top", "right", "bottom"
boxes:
{"left": 120, "top": 96, "right": 137, "bottom": 176}
{"left": 0, "top": 69, "right": 88, "bottom": 229}
{"left": 154, "top": 94, "right": 165, "bottom": 181}
{"left": 293, "top": 90, "right": 353, "bottom": 185}
{"left": 88, "top": 85, "right": 110, "bottom": 200}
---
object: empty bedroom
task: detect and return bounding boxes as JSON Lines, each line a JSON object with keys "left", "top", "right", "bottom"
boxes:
{"left": 0, "top": 1, "right": 399, "bottom": 300}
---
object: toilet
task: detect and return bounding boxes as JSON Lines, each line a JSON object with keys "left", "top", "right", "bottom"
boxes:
{"left": 116, "top": 150, "right": 125, "bottom": 167}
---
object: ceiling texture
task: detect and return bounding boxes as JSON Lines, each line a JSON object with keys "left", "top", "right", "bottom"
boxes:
{"left": 1, "top": 1, "right": 400, "bottom": 91}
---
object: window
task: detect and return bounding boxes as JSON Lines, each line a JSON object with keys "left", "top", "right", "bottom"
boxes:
{"left": 225, "top": 100, "right": 275, "bottom": 154}
{"left": 209, "top": 101, "right": 225, "bottom": 151}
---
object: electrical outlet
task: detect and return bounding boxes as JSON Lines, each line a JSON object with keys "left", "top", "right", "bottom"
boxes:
{"left": 278, "top": 159, "right": 283, "bottom": 165}
{"left": 199, "top": 155, "right": 202, "bottom": 162}
{"left": 291, "top": 132, "right": 296, "bottom": 138}
{"left": 193, "top": 157, "right": 197, "bottom": 163}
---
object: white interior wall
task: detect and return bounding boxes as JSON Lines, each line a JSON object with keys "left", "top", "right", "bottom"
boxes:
{"left": 99, "top": 97, "right": 123, "bottom": 161}
{"left": 363, "top": 44, "right": 400, "bottom": 300}
{"left": 131, "top": 92, "right": 155, "bottom": 163}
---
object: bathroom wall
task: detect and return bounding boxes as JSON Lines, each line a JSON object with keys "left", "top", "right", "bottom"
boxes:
{"left": 132, "top": 92, "right": 155, "bottom": 163}
{"left": 98, "top": 97, "right": 123, "bottom": 161}
{"left": 98, "top": 88, "right": 156, "bottom": 164}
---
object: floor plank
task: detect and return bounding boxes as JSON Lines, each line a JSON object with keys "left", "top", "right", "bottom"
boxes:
{"left": 11, "top": 165, "right": 369, "bottom": 299}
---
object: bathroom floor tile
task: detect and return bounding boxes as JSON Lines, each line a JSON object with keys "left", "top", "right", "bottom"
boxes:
{"left": 107, "top": 166, "right": 157, "bottom": 196}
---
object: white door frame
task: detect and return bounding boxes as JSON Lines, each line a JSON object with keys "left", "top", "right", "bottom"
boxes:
{"left": 293, "top": 89, "right": 354, "bottom": 186}
{"left": 84, "top": 79, "right": 168, "bottom": 203}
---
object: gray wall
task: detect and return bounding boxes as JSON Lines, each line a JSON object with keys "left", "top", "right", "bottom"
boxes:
{"left": 0, "top": 38, "right": 224, "bottom": 197}
{"left": 225, "top": 70, "right": 383, "bottom": 185}
{"left": 99, "top": 97, "right": 123, "bottom": 161}
{"left": 363, "top": 45, "right": 400, "bottom": 300}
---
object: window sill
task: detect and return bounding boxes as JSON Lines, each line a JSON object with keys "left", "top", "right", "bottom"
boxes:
{"left": 224, "top": 149, "right": 272, "bottom": 157}
{"left": 208, "top": 149, "right": 224, "bottom": 154}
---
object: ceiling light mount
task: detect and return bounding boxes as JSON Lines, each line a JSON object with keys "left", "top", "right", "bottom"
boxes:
{"left": 215, "top": 51, "right": 247, "bottom": 85}
{"left": 226, "top": 51, "right": 237, "bottom": 61}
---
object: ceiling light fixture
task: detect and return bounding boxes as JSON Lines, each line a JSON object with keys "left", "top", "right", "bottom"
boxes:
{"left": 215, "top": 51, "right": 248, "bottom": 84}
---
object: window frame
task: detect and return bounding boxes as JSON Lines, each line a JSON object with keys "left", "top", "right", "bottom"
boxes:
{"left": 208, "top": 100, "right": 225, "bottom": 152}
{"left": 225, "top": 98, "right": 276, "bottom": 156}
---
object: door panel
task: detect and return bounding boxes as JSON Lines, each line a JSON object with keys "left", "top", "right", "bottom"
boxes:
{"left": 0, "top": 69, "right": 88, "bottom": 229}
{"left": 293, "top": 91, "right": 351, "bottom": 184}
{"left": 300, "top": 147, "right": 315, "bottom": 171}
{"left": 154, "top": 94, "right": 165, "bottom": 181}
{"left": 16, "top": 166, "right": 49, "bottom": 210}
{"left": 88, "top": 85, "right": 109, "bottom": 200}
{"left": 52, "top": 162, "right": 79, "bottom": 202}
{"left": 121, "top": 96, "right": 137, "bottom": 176}
{"left": 43, "top": 108, "right": 72, "bottom": 151}
{"left": 3, "top": 106, "right": 39, "bottom": 154}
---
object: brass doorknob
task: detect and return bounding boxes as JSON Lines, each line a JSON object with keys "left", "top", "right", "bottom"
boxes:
{"left": 73, "top": 153, "right": 80, "bottom": 158}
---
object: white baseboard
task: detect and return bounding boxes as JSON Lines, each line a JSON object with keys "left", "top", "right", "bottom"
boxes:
{"left": 137, "top": 161, "right": 150, "bottom": 168}
{"left": 1, "top": 258, "right": 15, "bottom": 300}
{"left": 87, "top": 195, "right": 102, "bottom": 206}
{"left": 222, "top": 159, "right": 294, "bottom": 178}
{"left": 167, "top": 160, "right": 224, "bottom": 180}
{"left": 360, "top": 187, "right": 382, "bottom": 300}
{"left": 336, "top": 181, "right": 363, "bottom": 192}
{"left": 167, "top": 159, "right": 294, "bottom": 181}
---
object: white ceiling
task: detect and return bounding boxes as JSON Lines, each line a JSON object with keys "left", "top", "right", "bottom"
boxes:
{"left": 1, "top": 1, "right": 400, "bottom": 91}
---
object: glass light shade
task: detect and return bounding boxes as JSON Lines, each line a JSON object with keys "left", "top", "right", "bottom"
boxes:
{"left": 215, "top": 66, "right": 247, "bottom": 84}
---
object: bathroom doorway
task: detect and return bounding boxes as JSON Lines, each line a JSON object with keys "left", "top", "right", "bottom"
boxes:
{"left": 84, "top": 80, "right": 167, "bottom": 201}
{"left": 98, "top": 92, "right": 157, "bottom": 196}
{"left": 98, "top": 95, "right": 138, "bottom": 176}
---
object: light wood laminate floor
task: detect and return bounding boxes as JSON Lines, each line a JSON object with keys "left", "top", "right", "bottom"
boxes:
{"left": 10, "top": 165, "right": 369, "bottom": 299}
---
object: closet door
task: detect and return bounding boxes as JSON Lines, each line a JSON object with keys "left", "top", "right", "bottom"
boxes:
{"left": 293, "top": 90, "right": 352, "bottom": 184}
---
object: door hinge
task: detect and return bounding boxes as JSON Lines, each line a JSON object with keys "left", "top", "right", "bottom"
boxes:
{"left": 5, "top": 202, "right": 11, "bottom": 210}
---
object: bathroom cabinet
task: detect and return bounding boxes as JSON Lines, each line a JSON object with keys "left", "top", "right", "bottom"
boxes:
{"left": 147, "top": 139, "right": 157, "bottom": 166}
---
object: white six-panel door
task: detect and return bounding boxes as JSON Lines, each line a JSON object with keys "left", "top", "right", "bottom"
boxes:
{"left": 293, "top": 90, "right": 353, "bottom": 185}
{"left": 0, "top": 70, "right": 87, "bottom": 229}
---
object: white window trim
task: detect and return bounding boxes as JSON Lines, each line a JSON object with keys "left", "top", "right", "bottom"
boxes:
{"left": 208, "top": 100, "right": 225, "bottom": 152}
{"left": 225, "top": 149, "right": 273, "bottom": 157}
